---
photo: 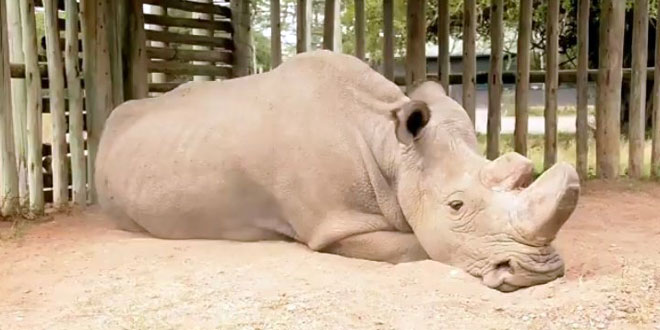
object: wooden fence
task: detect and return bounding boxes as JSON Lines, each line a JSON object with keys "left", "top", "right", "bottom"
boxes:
{"left": 268, "top": 0, "right": 660, "bottom": 181}
{"left": 0, "top": 0, "right": 234, "bottom": 217}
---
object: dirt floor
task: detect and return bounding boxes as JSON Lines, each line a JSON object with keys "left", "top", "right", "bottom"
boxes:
{"left": 1, "top": 181, "right": 659, "bottom": 330}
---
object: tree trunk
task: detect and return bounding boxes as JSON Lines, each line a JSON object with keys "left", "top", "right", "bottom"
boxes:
{"left": 628, "top": 0, "right": 649, "bottom": 178}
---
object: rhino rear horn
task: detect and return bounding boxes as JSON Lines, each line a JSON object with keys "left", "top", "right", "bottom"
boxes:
{"left": 391, "top": 100, "right": 431, "bottom": 145}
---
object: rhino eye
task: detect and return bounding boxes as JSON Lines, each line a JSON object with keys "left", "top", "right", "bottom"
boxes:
{"left": 448, "top": 200, "right": 464, "bottom": 211}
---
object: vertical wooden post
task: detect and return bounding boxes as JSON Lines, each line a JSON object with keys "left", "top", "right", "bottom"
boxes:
{"left": 323, "top": 0, "right": 336, "bottom": 50}
{"left": 628, "top": 0, "right": 649, "bottom": 178}
{"left": 44, "top": 0, "right": 69, "bottom": 208}
{"left": 124, "top": 0, "right": 148, "bottom": 99}
{"left": 652, "top": 0, "right": 660, "bottom": 179}
{"left": 0, "top": 0, "right": 19, "bottom": 216}
{"left": 596, "top": 0, "right": 625, "bottom": 179}
{"left": 107, "top": 1, "right": 124, "bottom": 105}
{"left": 437, "top": 0, "right": 449, "bottom": 91}
{"left": 576, "top": 0, "right": 590, "bottom": 180}
{"left": 231, "top": 0, "right": 255, "bottom": 77}
{"left": 296, "top": 0, "right": 311, "bottom": 53}
{"left": 65, "top": 0, "right": 87, "bottom": 206}
{"left": 383, "top": 0, "right": 394, "bottom": 81}
{"left": 355, "top": 0, "right": 365, "bottom": 60}
{"left": 487, "top": 0, "right": 503, "bottom": 160}
{"left": 147, "top": 4, "right": 167, "bottom": 83}
{"left": 406, "top": 0, "right": 426, "bottom": 90}
{"left": 82, "top": 0, "right": 113, "bottom": 203}
{"left": 6, "top": 0, "right": 28, "bottom": 207}
{"left": 514, "top": 0, "right": 532, "bottom": 156}
{"left": 462, "top": 0, "right": 476, "bottom": 125}
{"left": 270, "top": 0, "right": 282, "bottom": 67}
{"left": 19, "top": 0, "right": 44, "bottom": 214}
{"left": 333, "top": 0, "right": 342, "bottom": 51}
{"left": 544, "top": 0, "right": 559, "bottom": 169}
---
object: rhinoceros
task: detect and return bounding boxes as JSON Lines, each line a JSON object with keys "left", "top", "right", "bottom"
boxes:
{"left": 96, "top": 50, "right": 580, "bottom": 292}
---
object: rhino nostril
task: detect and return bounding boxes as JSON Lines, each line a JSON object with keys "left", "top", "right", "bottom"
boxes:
{"left": 495, "top": 260, "right": 514, "bottom": 274}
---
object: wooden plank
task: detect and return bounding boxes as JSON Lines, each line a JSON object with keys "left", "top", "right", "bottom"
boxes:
{"left": 576, "top": 0, "right": 590, "bottom": 180}
{"left": 124, "top": 0, "right": 149, "bottom": 100}
{"left": 193, "top": 0, "right": 214, "bottom": 81}
{"left": 142, "top": 0, "right": 231, "bottom": 18}
{"left": 147, "top": 47, "right": 232, "bottom": 64}
{"left": 628, "top": 0, "right": 649, "bottom": 178}
{"left": 44, "top": 0, "right": 69, "bottom": 208}
{"left": 462, "top": 0, "right": 476, "bottom": 125}
{"left": 544, "top": 0, "right": 559, "bottom": 169}
{"left": 6, "top": 0, "right": 28, "bottom": 208}
{"left": 0, "top": 0, "right": 19, "bottom": 216}
{"left": 230, "top": 0, "right": 254, "bottom": 77}
{"left": 149, "top": 82, "right": 180, "bottom": 93}
{"left": 487, "top": 0, "right": 503, "bottom": 160}
{"left": 108, "top": 1, "right": 124, "bottom": 106}
{"left": 19, "top": 0, "right": 45, "bottom": 214}
{"left": 652, "top": 0, "right": 660, "bottom": 179}
{"left": 296, "top": 0, "right": 311, "bottom": 53}
{"left": 323, "top": 0, "right": 336, "bottom": 50}
{"left": 596, "top": 0, "right": 625, "bottom": 179}
{"left": 437, "top": 0, "right": 449, "bottom": 91}
{"left": 148, "top": 61, "right": 232, "bottom": 76}
{"left": 146, "top": 30, "right": 233, "bottom": 50}
{"left": 65, "top": 0, "right": 86, "bottom": 206}
{"left": 514, "top": 0, "right": 532, "bottom": 156}
{"left": 270, "top": 0, "right": 282, "bottom": 68}
{"left": 144, "top": 13, "right": 232, "bottom": 32}
{"left": 355, "top": 0, "right": 365, "bottom": 60}
{"left": 383, "top": 0, "right": 394, "bottom": 80}
{"left": 406, "top": 0, "right": 426, "bottom": 90}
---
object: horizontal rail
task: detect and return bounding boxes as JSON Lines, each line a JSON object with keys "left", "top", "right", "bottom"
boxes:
{"left": 142, "top": 0, "right": 231, "bottom": 18}
{"left": 147, "top": 47, "right": 233, "bottom": 64}
{"left": 147, "top": 61, "right": 232, "bottom": 77}
{"left": 146, "top": 30, "right": 234, "bottom": 50}
{"left": 149, "top": 83, "right": 182, "bottom": 93}
{"left": 144, "top": 14, "right": 232, "bottom": 33}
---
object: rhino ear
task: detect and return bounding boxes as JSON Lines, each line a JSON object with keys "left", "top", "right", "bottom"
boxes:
{"left": 391, "top": 100, "right": 431, "bottom": 145}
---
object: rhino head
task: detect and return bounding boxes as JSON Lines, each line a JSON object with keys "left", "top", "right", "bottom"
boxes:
{"left": 392, "top": 81, "right": 579, "bottom": 292}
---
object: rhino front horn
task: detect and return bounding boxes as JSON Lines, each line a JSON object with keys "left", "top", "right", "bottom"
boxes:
{"left": 512, "top": 162, "right": 580, "bottom": 246}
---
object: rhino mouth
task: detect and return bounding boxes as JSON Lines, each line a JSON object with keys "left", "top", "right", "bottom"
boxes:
{"left": 480, "top": 248, "right": 565, "bottom": 292}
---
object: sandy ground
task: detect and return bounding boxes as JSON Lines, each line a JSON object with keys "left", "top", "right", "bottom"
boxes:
{"left": 1, "top": 181, "right": 659, "bottom": 330}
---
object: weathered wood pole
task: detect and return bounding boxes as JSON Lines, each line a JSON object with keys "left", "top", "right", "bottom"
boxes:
{"left": 6, "top": 0, "right": 28, "bottom": 207}
{"left": 383, "top": 0, "right": 394, "bottom": 81}
{"left": 514, "top": 0, "right": 532, "bottom": 156}
{"left": 355, "top": 0, "right": 365, "bottom": 60}
{"left": 437, "top": 0, "right": 449, "bottom": 91}
{"left": 596, "top": 0, "right": 625, "bottom": 179}
{"left": 544, "top": 0, "right": 559, "bottom": 170}
{"left": 270, "top": 0, "right": 282, "bottom": 67}
{"left": 107, "top": 1, "right": 124, "bottom": 104}
{"left": 323, "top": 0, "right": 336, "bottom": 50}
{"left": 124, "top": 0, "right": 149, "bottom": 99}
{"left": 194, "top": 0, "right": 214, "bottom": 79}
{"left": 19, "top": 0, "right": 44, "bottom": 214}
{"left": 231, "top": 0, "right": 255, "bottom": 77}
{"left": 628, "top": 0, "right": 649, "bottom": 178}
{"left": 44, "top": 0, "right": 69, "bottom": 208}
{"left": 406, "top": 0, "right": 426, "bottom": 90}
{"left": 652, "top": 0, "right": 660, "bottom": 178}
{"left": 576, "top": 0, "right": 590, "bottom": 180}
{"left": 487, "top": 0, "right": 503, "bottom": 160}
{"left": 462, "top": 0, "right": 476, "bottom": 125}
{"left": 0, "top": 0, "right": 19, "bottom": 216}
{"left": 65, "top": 0, "right": 87, "bottom": 206}
{"left": 296, "top": 0, "right": 311, "bottom": 53}
{"left": 81, "top": 0, "right": 113, "bottom": 203}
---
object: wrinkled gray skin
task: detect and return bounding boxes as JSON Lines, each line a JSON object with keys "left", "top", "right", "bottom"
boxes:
{"left": 96, "top": 50, "right": 580, "bottom": 292}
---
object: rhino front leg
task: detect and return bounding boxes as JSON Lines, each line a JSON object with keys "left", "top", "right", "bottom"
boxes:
{"left": 320, "top": 231, "right": 429, "bottom": 264}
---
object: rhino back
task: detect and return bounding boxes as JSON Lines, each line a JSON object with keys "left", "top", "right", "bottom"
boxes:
{"left": 96, "top": 68, "right": 386, "bottom": 241}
